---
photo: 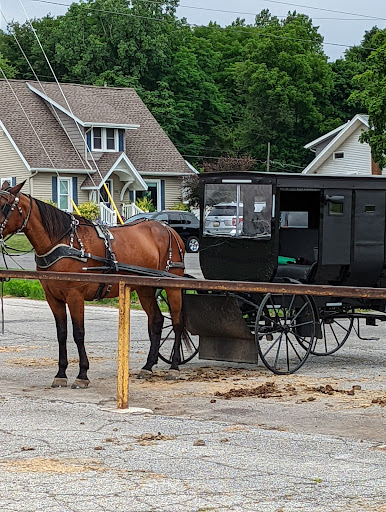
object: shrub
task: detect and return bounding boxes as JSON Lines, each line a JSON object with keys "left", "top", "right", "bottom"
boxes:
{"left": 136, "top": 196, "right": 155, "bottom": 212}
{"left": 77, "top": 201, "right": 100, "bottom": 221}
{"left": 170, "top": 201, "right": 190, "bottom": 211}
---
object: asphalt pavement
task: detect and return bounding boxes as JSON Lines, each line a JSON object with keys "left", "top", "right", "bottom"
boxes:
{"left": 0, "top": 297, "right": 385, "bottom": 512}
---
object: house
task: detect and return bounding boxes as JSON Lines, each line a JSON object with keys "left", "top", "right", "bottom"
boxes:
{"left": 302, "top": 114, "right": 383, "bottom": 176}
{"left": 0, "top": 80, "right": 196, "bottom": 223}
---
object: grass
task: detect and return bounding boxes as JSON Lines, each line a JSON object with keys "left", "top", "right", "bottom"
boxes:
{"left": 0, "top": 279, "right": 152, "bottom": 311}
{"left": 3, "top": 233, "right": 33, "bottom": 253}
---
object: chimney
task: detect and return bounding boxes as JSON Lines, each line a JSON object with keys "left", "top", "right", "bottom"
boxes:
{"left": 371, "top": 157, "right": 382, "bottom": 175}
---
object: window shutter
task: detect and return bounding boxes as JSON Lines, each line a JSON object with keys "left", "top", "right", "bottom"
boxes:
{"left": 129, "top": 190, "right": 134, "bottom": 202}
{"left": 86, "top": 130, "right": 92, "bottom": 152}
{"left": 52, "top": 176, "right": 58, "bottom": 204}
{"left": 161, "top": 180, "right": 165, "bottom": 210}
{"left": 11, "top": 177, "right": 16, "bottom": 186}
{"left": 118, "top": 129, "right": 124, "bottom": 152}
{"left": 72, "top": 177, "right": 78, "bottom": 206}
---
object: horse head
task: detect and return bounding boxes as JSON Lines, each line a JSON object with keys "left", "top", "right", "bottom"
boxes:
{"left": 0, "top": 180, "right": 28, "bottom": 238}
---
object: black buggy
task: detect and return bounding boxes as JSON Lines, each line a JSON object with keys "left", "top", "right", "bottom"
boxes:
{"left": 161, "top": 171, "right": 386, "bottom": 375}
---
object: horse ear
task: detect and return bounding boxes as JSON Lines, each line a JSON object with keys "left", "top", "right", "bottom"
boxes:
{"left": 8, "top": 180, "right": 26, "bottom": 195}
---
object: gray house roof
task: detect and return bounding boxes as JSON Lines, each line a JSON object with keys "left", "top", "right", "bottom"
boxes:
{"left": 0, "top": 79, "right": 193, "bottom": 178}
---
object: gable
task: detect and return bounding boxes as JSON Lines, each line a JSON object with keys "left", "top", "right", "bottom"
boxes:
{"left": 303, "top": 116, "right": 371, "bottom": 175}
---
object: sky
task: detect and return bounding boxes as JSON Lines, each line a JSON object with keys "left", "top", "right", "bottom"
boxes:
{"left": 0, "top": 0, "right": 385, "bottom": 61}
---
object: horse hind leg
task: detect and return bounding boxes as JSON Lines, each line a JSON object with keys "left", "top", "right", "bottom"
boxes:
{"left": 137, "top": 287, "right": 164, "bottom": 379}
{"left": 44, "top": 289, "right": 68, "bottom": 388}
{"left": 67, "top": 293, "right": 90, "bottom": 389}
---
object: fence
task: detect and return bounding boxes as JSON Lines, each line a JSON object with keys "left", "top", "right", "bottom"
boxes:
{"left": 1, "top": 268, "right": 386, "bottom": 409}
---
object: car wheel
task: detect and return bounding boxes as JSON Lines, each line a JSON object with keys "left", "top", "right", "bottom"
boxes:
{"left": 187, "top": 236, "right": 199, "bottom": 253}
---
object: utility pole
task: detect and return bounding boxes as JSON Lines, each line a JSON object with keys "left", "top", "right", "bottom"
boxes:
{"left": 266, "top": 142, "right": 271, "bottom": 172}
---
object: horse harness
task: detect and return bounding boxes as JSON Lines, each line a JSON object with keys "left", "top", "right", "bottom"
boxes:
{"left": 0, "top": 189, "right": 185, "bottom": 301}
{"left": 37, "top": 217, "right": 185, "bottom": 299}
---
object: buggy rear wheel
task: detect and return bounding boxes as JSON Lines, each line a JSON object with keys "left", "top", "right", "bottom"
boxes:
{"left": 156, "top": 289, "right": 199, "bottom": 365}
{"left": 312, "top": 315, "right": 354, "bottom": 356}
{"left": 255, "top": 293, "right": 315, "bottom": 375}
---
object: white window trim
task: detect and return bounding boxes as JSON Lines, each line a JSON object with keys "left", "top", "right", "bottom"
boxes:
{"left": 91, "top": 127, "right": 119, "bottom": 152}
{"left": 145, "top": 179, "right": 162, "bottom": 211}
{"left": 58, "top": 177, "right": 73, "bottom": 212}
{"left": 1, "top": 177, "right": 12, "bottom": 187}
{"left": 333, "top": 151, "right": 345, "bottom": 160}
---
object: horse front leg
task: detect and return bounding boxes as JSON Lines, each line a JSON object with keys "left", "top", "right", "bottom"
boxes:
{"left": 43, "top": 287, "right": 68, "bottom": 388}
{"left": 67, "top": 292, "right": 90, "bottom": 389}
{"left": 137, "top": 287, "right": 164, "bottom": 379}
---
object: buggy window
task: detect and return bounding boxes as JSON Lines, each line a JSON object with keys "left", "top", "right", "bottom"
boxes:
{"left": 204, "top": 183, "right": 272, "bottom": 238}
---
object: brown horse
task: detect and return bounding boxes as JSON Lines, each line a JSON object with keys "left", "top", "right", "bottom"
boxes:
{"left": 0, "top": 181, "right": 186, "bottom": 387}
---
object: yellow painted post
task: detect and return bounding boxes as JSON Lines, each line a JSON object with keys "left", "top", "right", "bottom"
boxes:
{"left": 117, "top": 281, "right": 131, "bottom": 409}
{"left": 70, "top": 198, "right": 81, "bottom": 216}
{"left": 103, "top": 183, "right": 124, "bottom": 225}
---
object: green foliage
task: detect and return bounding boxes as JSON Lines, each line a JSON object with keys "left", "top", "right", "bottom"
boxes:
{"left": 135, "top": 196, "right": 155, "bottom": 212}
{"left": 77, "top": 201, "right": 100, "bottom": 221}
{"left": 3, "top": 279, "right": 46, "bottom": 300}
{"left": 350, "top": 30, "right": 386, "bottom": 169}
{"left": 170, "top": 201, "right": 189, "bottom": 211}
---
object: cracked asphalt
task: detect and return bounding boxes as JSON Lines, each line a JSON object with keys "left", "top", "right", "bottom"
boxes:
{"left": 0, "top": 253, "right": 385, "bottom": 511}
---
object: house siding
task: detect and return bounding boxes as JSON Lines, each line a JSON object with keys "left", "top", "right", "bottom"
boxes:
{"left": 164, "top": 176, "right": 183, "bottom": 208}
{"left": 314, "top": 127, "right": 372, "bottom": 176}
{"left": 0, "top": 131, "right": 31, "bottom": 193}
{"left": 32, "top": 173, "right": 89, "bottom": 204}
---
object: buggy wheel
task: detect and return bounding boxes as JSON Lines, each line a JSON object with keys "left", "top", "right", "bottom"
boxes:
{"left": 312, "top": 315, "right": 354, "bottom": 356}
{"left": 156, "top": 289, "right": 199, "bottom": 365}
{"left": 255, "top": 293, "right": 315, "bottom": 375}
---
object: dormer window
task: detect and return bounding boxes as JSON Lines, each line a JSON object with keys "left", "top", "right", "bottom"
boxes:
{"left": 91, "top": 127, "right": 118, "bottom": 151}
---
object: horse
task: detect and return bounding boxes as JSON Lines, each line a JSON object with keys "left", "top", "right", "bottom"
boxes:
{"left": 0, "top": 181, "right": 186, "bottom": 388}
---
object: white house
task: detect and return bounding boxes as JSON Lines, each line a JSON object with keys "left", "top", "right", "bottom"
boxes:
{"left": 302, "top": 114, "right": 383, "bottom": 176}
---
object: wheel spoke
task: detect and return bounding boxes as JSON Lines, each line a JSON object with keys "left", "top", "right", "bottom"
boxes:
{"left": 262, "top": 332, "right": 282, "bottom": 358}
{"left": 159, "top": 328, "right": 174, "bottom": 348}
{"left": 286, "top": 333, "right": 304, "bottom": 362}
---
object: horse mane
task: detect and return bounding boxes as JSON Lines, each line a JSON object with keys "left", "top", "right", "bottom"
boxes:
{"left": 33, "top": 197, "right": 93, "bottom": 241}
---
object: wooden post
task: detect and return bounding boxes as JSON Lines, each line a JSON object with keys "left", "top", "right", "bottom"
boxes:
{"left": 117, "top": 281, "right": 131, "bottom": 409}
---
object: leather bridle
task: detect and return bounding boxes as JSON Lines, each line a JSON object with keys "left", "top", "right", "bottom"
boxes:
{"left": 0, "top": 190, "right": 32, "bottom": 241}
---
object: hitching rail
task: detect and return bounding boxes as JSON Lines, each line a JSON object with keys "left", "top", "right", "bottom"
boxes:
{"left": 2, "top": 269, "right": 386, "bottom": 409}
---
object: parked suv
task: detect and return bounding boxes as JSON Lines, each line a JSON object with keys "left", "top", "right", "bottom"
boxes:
{"left": 125, "top": 210, "right": 200, "bottom": 252}
{"left": 204, "top": 202, "right": 267, "bottom": 236}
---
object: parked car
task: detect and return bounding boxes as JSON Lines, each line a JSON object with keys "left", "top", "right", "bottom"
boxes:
{"left": 204, "top": 202, "right": 267, "bottom": 236}
{"left": 125, "top": 210, "right": 200, "bottom": 252}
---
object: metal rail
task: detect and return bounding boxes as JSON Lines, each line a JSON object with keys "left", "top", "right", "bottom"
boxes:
{"left": 1, "top": 269, "right": 386, "bottom": 299}
{"left": 2, "top": 268, "right": 386, "bottom": 409}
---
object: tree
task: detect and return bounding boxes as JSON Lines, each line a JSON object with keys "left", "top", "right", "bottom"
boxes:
{"left": 235, "top": 12, "right": 334, "bottom": 168}
{"left": 350, "top": 30, "right": 386, "bottom": 169}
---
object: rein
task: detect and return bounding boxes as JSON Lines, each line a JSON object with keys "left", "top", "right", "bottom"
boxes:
{"left": 0, "top": 189, "right": 33, "bottom": 334}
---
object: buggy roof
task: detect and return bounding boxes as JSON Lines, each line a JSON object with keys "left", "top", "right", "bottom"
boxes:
{"left": 200, "top": 172, "right": 386, "bottom": 191}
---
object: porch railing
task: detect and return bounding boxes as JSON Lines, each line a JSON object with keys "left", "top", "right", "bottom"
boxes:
{"left": 99, "top": 202, "right": 117, "bottom": 226}
{"left": 122, "top": 203, "right": 144, "bottom": 219}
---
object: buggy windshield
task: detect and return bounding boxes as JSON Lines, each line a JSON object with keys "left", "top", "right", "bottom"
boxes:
{"left": 204, "top": 183, "right": 272, "bottom": 238}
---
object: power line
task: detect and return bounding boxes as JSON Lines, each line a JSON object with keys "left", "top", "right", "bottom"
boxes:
{"left": 32, "top": 0, "right": 386, "bottom": 22}
{"left": 27, "top": 0, "right": 381, "bottom": 50}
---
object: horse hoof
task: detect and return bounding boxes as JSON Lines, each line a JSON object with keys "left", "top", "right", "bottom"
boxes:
{"left": 166, "top": 370, "right": 180, "bottom": 380}
{"left": 137, "top": 369, "right": 152, "bottom": 380}
{"left": 51, "top": 378, "right": 68, "bottom": 388}
{"left": 71, "top": 378, "right": 90, "bottom": 389}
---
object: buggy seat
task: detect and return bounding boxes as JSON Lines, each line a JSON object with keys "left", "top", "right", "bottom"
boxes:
{"left": 275, "top": 262, "right": 316, "bottom": 283}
